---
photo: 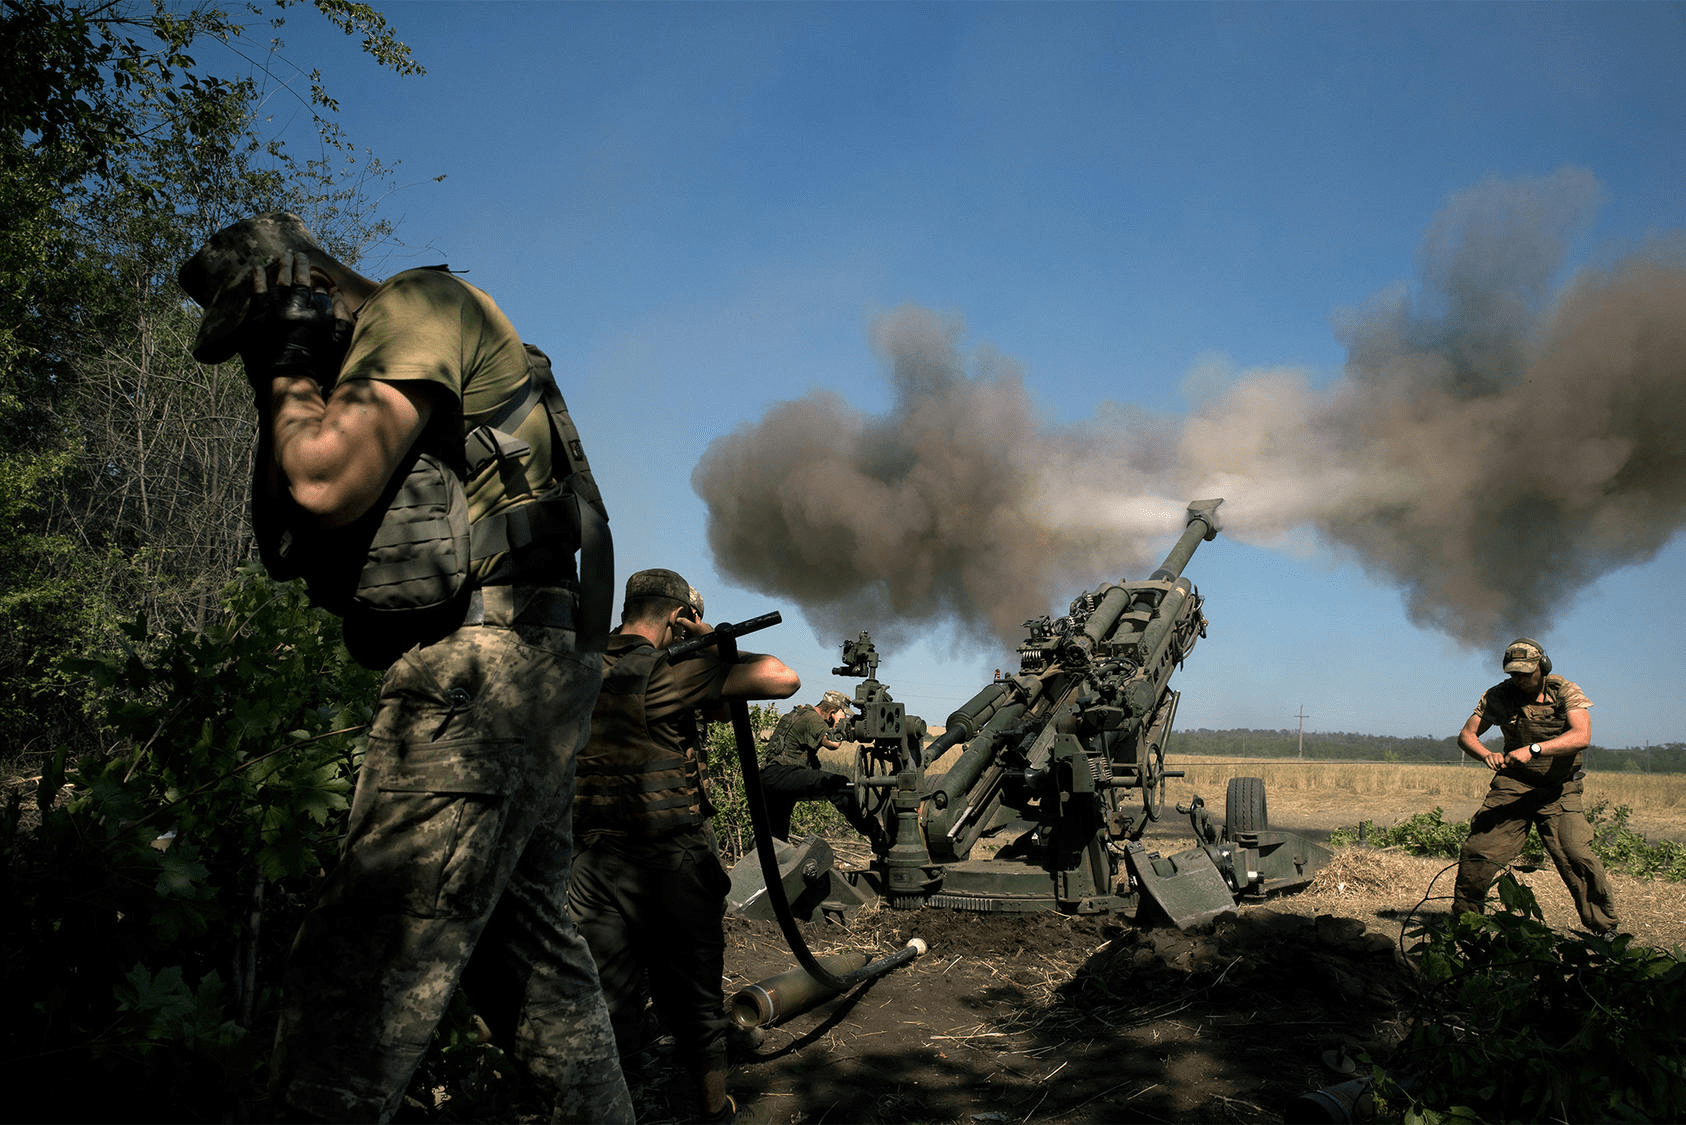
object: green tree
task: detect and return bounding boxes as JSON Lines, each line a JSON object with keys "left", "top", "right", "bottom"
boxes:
{"left": 0, "top": 7, "right": 450, "bottom": 1118}
{"left": 0, "top": 0, "right": 421, "bottom": 760}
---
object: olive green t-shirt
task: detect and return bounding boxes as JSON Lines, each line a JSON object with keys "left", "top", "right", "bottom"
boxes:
{"left": 763, "top": 705, "right": 831, "bottom": 769}
{"left": 340, "top": 268, "right": 562, "bottom": 584}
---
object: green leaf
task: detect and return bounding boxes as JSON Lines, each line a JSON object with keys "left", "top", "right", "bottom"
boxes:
{"left": 154, "top": 847, "right": 209, "bottom": 898}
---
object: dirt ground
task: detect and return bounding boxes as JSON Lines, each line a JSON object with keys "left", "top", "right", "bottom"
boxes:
{"left": 608, "top": 788, "right": 1686, "bottom": 1125}
{"left": 706, "top": 905, "right": 1407, "bottom": 1125}
{"left": 12, "top": 758, "right": 1682, "bottom": 1123}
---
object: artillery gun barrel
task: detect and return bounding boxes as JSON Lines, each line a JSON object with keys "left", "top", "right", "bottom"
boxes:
{"left": 927, "top": 668, "right": 1047, "bottom": 761}
{"left": 1062, "top": 500, "right": 1221, "bottom": 665}
{"left": 1149, "top": 498, "right": 1222, "bottom": 582}
{"left": 1133, "top": 576, "right": 1196, "bottom": 665}
{"left": 924, "top": 683, "right": 1004, "bottom": 761}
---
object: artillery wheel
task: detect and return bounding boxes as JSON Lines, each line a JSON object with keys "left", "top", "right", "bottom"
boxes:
{"left": 1140, "top": 738, "right": 1167, "bottom": 823}
{"left": 1225, "top": 776, "right": 1269, "bottom": 833}
{"left": 853, "top": 744, "right": 894, "bottom": 820}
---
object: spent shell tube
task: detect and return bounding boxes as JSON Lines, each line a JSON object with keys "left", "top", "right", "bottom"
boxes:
{"left": 729, "top": 940, "right": 928, "bottom": 1029}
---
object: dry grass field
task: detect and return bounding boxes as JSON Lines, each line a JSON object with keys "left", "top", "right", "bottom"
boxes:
{"left": 1169, "top": 756, "right": 1686, "bottom": 843}
{"left": 897, "top": 745, "right": 1686, "bottom": 844}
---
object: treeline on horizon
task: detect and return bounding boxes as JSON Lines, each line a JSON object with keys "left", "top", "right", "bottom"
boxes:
{"left": 1173, "top": 728, "right": 1686, "bottom": 773}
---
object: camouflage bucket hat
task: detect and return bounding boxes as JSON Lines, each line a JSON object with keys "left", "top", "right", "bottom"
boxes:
{"left": 1502, "top": 640, "right": 1544, "bottom": 674}
{"left": 821, "top": 689, "right": 853, "bottom": 712}
{"left": 178, "top": 212, "right": 328, "bottom": 363}
{"left": 624, "top": 568, "right": 693, "bottom": 606}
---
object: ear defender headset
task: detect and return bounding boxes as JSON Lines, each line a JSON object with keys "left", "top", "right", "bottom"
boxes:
{"left": 1506, "top": 637, "right": 1552, "bottom": 676}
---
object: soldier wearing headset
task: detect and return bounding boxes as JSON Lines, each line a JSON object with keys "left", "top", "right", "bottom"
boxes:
{"left": 1451, "top": 638, "right": 1619, "bottom": 934}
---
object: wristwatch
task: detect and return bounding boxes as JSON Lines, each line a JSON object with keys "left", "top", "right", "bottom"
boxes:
{"left": 1528, "top": 743, "right": 1541, "bottom": 759}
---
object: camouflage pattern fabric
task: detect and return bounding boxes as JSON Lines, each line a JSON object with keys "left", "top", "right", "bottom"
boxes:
{"left": 271, "top": 622, "right": 632, "bottom": 1123}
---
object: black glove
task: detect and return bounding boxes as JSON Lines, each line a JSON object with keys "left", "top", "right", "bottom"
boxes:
{"left": 821, "top": 772, "right": 851, "bottom": 794}
{"left": 240, "top": 284, "right": 353, "bottom": 398}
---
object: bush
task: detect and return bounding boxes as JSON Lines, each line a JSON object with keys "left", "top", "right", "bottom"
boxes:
{"left": 1588, "top": 800, "right": 1686, "bottom": 882}
{"left": 0, "top": 567, "right": 380, "bottom": 1122}
{"left": 1378, "top": 875, "right": 1686, "bottom": 1123}
{"left": 1331, "top": 807, "right": 1477, "bottom": 860}
{"left": 1331, "top": 801, "right": 1686, "bottom": 883}
{"left": 0, "top": 587, "right": 864, "bottom": 1119}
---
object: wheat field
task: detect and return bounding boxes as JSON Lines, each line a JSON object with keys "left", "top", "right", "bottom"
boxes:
{"left": 1168, "top": 757, "right": 1686, "bottom": 843}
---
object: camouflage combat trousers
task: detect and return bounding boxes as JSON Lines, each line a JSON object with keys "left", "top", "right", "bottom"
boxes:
{"left": 271, "top": 623, "right": 632, "bottom": 1123}
{"left": 1452, "top": 774, "right": 1619, "bottom": 932}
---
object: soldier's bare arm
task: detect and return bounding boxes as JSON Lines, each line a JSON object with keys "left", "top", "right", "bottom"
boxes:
{"left": 257, "top": 251, "right": 435, "bottom": 526}
{"left": 270, "top": 376, "right": 433, "bottom": 525}
{"left": 672, "top": 613, "right": 800, "bottom": 701}
{"left": 1458, "top": 712, "right": 1503, "bottom": 771}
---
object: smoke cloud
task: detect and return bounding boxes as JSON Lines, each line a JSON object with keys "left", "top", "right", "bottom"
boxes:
{"left": 693, "top": 168, "right": 1686, "bottom": 651}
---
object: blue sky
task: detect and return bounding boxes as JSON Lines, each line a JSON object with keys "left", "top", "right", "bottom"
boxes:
{"left": 247, "top": 2, "right": 1685, "bottom": 748}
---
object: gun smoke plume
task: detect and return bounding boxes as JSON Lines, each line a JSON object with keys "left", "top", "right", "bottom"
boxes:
{"left": 692, "top": 168, "right": 1686, "bottom": 651}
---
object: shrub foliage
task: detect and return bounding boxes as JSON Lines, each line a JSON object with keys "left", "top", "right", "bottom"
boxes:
{"left": 1331, "top": 801, "right": 1686, "bottom": 882}
{"left": 0, "top": 568, "right": 379, "bottom": 1121}
{"left": 1380, "top": 876, "right": 1686, "bottom": 1123}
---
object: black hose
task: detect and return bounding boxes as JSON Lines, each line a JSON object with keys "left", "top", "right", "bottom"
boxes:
{"left": 727, "top": 693, "right": 922, "bottom": 991}
{"left": 672, "top": 610, "right": 922, "bottom": 993}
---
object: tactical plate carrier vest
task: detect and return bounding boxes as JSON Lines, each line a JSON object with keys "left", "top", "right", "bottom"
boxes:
{"left": 1496, "top": 675, "right": 1585, "bottom": 787}
{"left": 255, "top": 345, "right": 612, "bottom": 668}
{"left": 573, "top": 643, "right": 708, "bottom": 838}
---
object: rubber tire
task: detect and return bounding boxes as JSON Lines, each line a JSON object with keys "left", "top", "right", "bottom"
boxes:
{"left": 1225, "top": 776, "right": 1268, "bottom": 833}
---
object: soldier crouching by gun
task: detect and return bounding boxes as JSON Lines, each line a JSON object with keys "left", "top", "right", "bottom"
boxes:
{"left": 758, "top": 690, "right": 886, "bottom": 851}
{"left": 179, "top": 213, "right": 630, "bottom": 1123}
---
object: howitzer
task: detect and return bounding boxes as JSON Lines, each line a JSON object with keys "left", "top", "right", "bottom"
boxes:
{"left": 909, "top": 498, "right": 1231, "bottom": 914}
{"left": 725, "top": 497, "right": 1333, "bottom": 927}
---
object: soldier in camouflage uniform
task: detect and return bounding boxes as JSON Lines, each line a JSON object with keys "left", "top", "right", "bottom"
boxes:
{"left": 760, "top": 691, "right": 885, "bottom": 849}
{"left": 180, "top": 214, "right": 632, "bottom": 1122}
{"left": 1451, "top": 638, "right": 1620, "bottom": 933}
{"left": 568, "top": 569, "right": 798, "bottom": 1122}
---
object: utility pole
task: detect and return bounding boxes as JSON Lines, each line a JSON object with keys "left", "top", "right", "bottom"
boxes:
{"left": 1295, "top": 704, "right": 1308, "bottom": 760}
